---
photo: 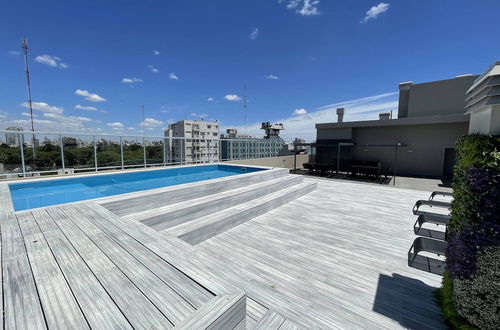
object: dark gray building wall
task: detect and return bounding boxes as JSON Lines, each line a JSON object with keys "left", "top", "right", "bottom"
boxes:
{"left": 398, "top": 75, "right": 477, "bottom": 118}
{"left": 350, "top": 121, "right": 469, "bottom": 177}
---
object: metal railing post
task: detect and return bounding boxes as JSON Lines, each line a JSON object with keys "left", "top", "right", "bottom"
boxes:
{"left": 162, "top": 138, "right": 166, "bottom": 166}
{"left": 59, "top": 134, "right": 65, "bottom": 173}
{"left": 143, "top": 137, "right": 147, "bottom": 168}
{"left": 120, "top": 136, "right": 124, "bottom": 170}
{"left": 337, "top": 144, "right": 341, "bottom": 174}
{"left": 181, "top": 139, "right": 184, "bottom": 165}
{"left": 19, "top": 133, "right": 26, "bottom": 177}
{"left": 93, "top": 135, "right": 98, "bottom": 171}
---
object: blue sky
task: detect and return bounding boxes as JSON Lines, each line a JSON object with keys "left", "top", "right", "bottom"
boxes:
{"left": 1, "top": 0, "right": 499, "bottom": 141}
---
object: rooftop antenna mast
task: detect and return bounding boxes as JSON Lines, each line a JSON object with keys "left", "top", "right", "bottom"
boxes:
{"left": 22, "top": 37, "right": 36, "bottom": 158}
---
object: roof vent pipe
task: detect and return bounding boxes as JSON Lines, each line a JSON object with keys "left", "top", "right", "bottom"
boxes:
{"left": 336, "top": 108, "right": 345, "bottom": 123}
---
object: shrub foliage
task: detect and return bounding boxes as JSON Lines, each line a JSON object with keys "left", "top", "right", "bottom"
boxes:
{"left": 453, "top": 247, "right": 500, "bottom": 330}
{"left": 441, "top": 134, "right": 500, "bottom": 328}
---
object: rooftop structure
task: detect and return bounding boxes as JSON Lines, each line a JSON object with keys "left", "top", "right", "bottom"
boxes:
{"left": 261, "top": 122, "right": 284, "bottom": 139}
{"left": 465, "top": 60, "right": 500, "bottom": 134}
{"left": 315, "top": 70, "right": 484, "bottom": 178}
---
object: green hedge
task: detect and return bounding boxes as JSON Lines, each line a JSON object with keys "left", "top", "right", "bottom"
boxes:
{"left": 441, "top": 134, "right": 500, "bottom": 329}
{"left": 453, "top": 247, "right": 500, "bottom": 329}
{"left": 449, "top": 135, "right": 500, "bottom": 235}
{"left": 434, "top": 272, "right": 477, "bottom": 330}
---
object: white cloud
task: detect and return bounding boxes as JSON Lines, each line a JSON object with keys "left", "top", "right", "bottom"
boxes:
{"left": 169, "top": 73, "right": 179, "bottom": 80}
{"left": 249, "top": 27, "right": 259, "bottom": 40}
{"left": 363, "top": 2, "right": 390, "bottom": 23}
{"left": 224, "top": 94, "right": 241, "bottom": 101}
{"left": 297, "top": 0, "right": 320, "bottom": 16}
{"left": 75, "top": 104, "right": 97, "bottom": 111}
{"left": 223, "top": 92, "right": 398, "bottom": 141}
{"left": 107, "top": 122, "right": 124, "bottom": 129}
{"left": 9, "top": 51, "right": 20, "bottom": 56}
{"left": 122, "top": 77, "right": 143, "bottom": 83}
{"left": 286, "top": 0, "right": 301, "bottom": 9}
{"left": 75, "top": 89, "right": 106, "bottom": 102}
{"left": 153, "top": 50, "right": 160, "bottom": 55}
{"left": 148, "top": 64, "right": 159, "bottom": 73}
{"left": 293, "top": 108, "right": 308, "bottom": 116}
{"left": 207, "top": 97, "right": 214, "bottom": 102}
{"left": 265, "top": 74, "right": 279, "bottom": 80}
{"left": 191, "top": 113, "right": 208, "bottom": 119}
{"left": 140, "top": 117, "right": 164, "bottom": 128}
{"left": 34, "top": 54, "right": 68, "bottom": 68}
{"left": 21, "top": 101, "right": 64, "bottom": 114}
{"left": 282, "top": 0, "right": 320, "bottom": 16}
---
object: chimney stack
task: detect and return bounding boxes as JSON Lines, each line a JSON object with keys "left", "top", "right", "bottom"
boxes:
{"left": 336, "top": 108, "right": 345, "bottom": 123}
{"left": 379, "top": 112, "right": 391, "bottom": 120}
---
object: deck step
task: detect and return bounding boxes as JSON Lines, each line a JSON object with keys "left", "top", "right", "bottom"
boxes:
{"left": 137, "top": 175, "right": 304, "bottom": 231}
{"left": 171, "top": 182, "right": 317, "bottom": 245}
{"left": 101, "top": 167, "right": 289, "bottom": 216}
{"left": 253, "top": 310, "right": 286, "bottom": 329}
{"left": 173, "top": 293, "right": 246, "bottom": 329}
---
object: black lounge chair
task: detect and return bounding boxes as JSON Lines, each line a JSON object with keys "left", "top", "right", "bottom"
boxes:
{"left": 412, "top": 199, "right": 451, "bottom": 216}
{"left": 408, "top": 237, "right": 447, "bottom": 275}
{"left": 413, "top": 213, "right": 450, "bottom": 240}
{"left": 429, "top": 191, "right": 453, "bottom": 201}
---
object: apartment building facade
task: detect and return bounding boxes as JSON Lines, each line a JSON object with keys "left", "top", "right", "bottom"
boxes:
{"left": 220, "top": 124, "right": 288, "bottom": 160}
{"left": 164, "top": 120, "right": 219, "bottom": 163}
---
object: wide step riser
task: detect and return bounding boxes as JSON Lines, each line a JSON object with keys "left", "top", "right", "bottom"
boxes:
{"left": 142, "top": 176, "right": 304, "bottom": 231}
{"left": 104, "top": 168, "right": 289, "bottom": 216}
{"left": 179, "top": 183, "right": 317, "bottom": 245}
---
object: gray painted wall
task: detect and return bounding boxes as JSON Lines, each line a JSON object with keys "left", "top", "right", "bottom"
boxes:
{"left": 398, "top": 75, "right": 477, "bottom": 118}
{"left": 350, "top": 122, "right": 469, "bottom": 177}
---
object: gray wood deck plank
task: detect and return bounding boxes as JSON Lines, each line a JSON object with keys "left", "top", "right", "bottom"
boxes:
{"left": 31, "top": 209, "right": 133, "bottom": 330}
{"left": 254, "top": 311, "right": 286, "bottom": 329}
{"left": 0, "top": 183, "right": 46, "bottom": 330}
{"left": 61, "top": 204, "right": 196, "bottom": 326}
{"left": 17, "top": 212, "right": 90, "bottom": 329}
{"left": 174, "top": 293, "right": 246, "bottom": 330}
{"left": 78, "top": 203, "right": 214, "bottom": 309}
{"left": 51, "top": 206, "right": 173, "bottom": 329}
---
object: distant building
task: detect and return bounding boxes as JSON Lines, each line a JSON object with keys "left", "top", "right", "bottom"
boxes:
{"left": 220, "top": 123, "right": 288, "bottom": 160}
{"left": 5, "top": 127, "right": 23, "bottom": 146}
{"left": 63, "top": 137, "right": 78, "bottom": 148}
{"left": 315, "top": 73, "right": 479, "bottom": 178}
{"left": 164, "top": 120, "right": 219, "bottom": 163}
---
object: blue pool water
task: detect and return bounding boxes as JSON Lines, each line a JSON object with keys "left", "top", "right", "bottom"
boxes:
{"left": 9, "top": 164, "right": 264, "bottom": 211}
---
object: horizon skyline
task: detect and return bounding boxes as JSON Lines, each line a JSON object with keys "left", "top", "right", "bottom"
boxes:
{"left": 1, "top": 1, "right": 499, "bottom": 141}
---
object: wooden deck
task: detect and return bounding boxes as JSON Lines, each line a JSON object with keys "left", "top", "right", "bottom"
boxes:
{"left": 0, "top": 176, "right": 445, "bottom": 329}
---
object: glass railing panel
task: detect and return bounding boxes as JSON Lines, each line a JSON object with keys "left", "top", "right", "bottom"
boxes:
{"left": 95, "top": 135, "right": 121, "bottom": 169}
{"left": 122, "top": 136, "right": 145, "bottom": 168}
{"left": 0, "top": 131, "right": 23, "bottom": 179}
{"left": 62, "top": 134, "right": 95, "bottom": 172}
{"left": 145, "top": 138, "right": 163, "bottom": 166}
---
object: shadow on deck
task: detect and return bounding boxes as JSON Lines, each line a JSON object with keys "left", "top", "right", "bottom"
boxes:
{"left": 373, "top": 273, "right": 445, "bottom": 329}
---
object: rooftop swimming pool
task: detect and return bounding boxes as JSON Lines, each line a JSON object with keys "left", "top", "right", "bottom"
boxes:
{"left": 9, "top": 164, "right": 264, "bottom": 211}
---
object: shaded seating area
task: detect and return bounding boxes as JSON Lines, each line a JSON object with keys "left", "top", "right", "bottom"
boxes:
{"left": 303, "top": 160, "right": 389, "bottom": 182}
{"left": 408, "top": 190, "right": 451, "bottom": 275}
